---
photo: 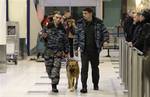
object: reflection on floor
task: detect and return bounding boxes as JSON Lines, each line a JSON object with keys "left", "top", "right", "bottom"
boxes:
{"left": 0, "top": 49, "right": 127, "bottom": 97}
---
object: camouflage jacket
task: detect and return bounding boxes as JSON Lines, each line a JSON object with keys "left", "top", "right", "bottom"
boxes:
{"left": 74, "top": 17, "right": 109, "bottom": 53}
{"left": 43, "top": 23, "right": 69, "bottom": 54}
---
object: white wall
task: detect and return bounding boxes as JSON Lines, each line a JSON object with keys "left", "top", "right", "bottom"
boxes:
{"left": 42, "top": 0, "right": 103, "bottom": 19}
{"left": 0, "top": 0, "right": 6, "bottom": 44}
{"left": 43, "top": 0, "right": 97, "bottom": 6}
{"left": 30, "top": 0, "right": 42, "bottom": 50}
{"left": 43, "top": 0, "right": 71, "bottom": 6}
{"left": 96, "top": 0, "right": 103, "bottom": 19}
{"left": 9, "top": 0, "right": 27, "bottom": 38}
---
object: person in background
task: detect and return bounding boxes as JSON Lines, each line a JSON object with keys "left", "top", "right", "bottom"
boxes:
{"left": 40, "top": 12, "right": 69, "bottom": 93}
{"left": 41, "top": 15, "right": 49, "bottom": 28}
{"left": 74, "top": 7, "right": 109, "bottom": 93}
{"left": 143, "top": 23, "right": 150, "bottom": 55}
{"left": 133, "top": 9, "right": 150, "bottom": 52}
{"left": 62, "top": 10, "right": 71, "bottom": 22}
{"left": 36, "top": 15, "right": 49, "bottom": 60}
{"left": 123, "top": 10, "right": 135, "bottom": 42}
{"left": 62, "top": 10, "right": 76, "bottom": 58}
{"left": 62, "top": 10, "right": 72, "bottom": 29}
{"left": 65, "top": 18, "right": 76, "bottom": 58}
{"left": 130, "top": 12, "right": 142, "bottom": 44}
{"left": 36, "top": 34, "right": 45, "bottom": 60}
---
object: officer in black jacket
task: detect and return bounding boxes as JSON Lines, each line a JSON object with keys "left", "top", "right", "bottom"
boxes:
{"left": 74, "top": 7, "right": 109, "bottom": 93}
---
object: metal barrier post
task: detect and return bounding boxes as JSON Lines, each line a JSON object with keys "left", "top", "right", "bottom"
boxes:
{"left": 127, "top": 45, "right": 132, "bottom": 97}
{"left": 137, "top": 52, "right": 144, "bottom": 97}
{"left": 119, "top": 38, "right": 123, "bottom": 79}
{"left": 131, "top": 48, "right": 138, "bottom": 97}
{"left": 122, "top": 40, "right": 126, "bottom": 84}
{"left": 124, "top": 41, "right": 128, "bottom": 90}
{"left": 119, "top": 39, "right": 150, "bottom": 97}
{"left": 144, "top": 76, "right": 150, "bottom": 97}
{"left": 121, "top": 39, "right": 124, "bottom": 81}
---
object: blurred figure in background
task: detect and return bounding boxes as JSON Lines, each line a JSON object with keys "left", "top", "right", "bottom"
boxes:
{"left": 62, "top": 10, "right": 76, "bottom": 58}
{"left": 131, "top": 12, "right": 142, "bottom": 44}
{"left": 123, "top": 10, "right": 135, "bottom": 42}
{"left": 41, "top": 15, "right": 49, "bottom": 28}
{"left": 143, "top": 23, "right": 150, "bottom": 55}
{"left": 62, "top": 10, "right": 72, "bottom": 30}
{"left": 36, "top": 34, "right": 45, "bottom": 60}
{"left": 133, "top": 9, "right": 150, "bottom": 52}
{"left": 62, "top": 10, "right": 71, "bottom": 22}
{"left": 65, "top": 18, "right": 76, "bottom": 58}
{"left": 36, "top": 15, "right": 49, "bottom": 60}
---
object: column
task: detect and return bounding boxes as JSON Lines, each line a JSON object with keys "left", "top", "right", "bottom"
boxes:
{"left": 0, "top": 0, "right": 7, "bottom": 72}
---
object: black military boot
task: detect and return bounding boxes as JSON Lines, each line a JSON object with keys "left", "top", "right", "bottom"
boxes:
{"left": 80, "top": 88, "right": 87, "bottom": 93}
{"left": 52, "top": 84, "right": 58, "bottom": 93}
{"left": 80, "top": 84, "right": 87, "bottom": 93}
{"left": 94, "top": 84, "right": 99, "bottom": 90}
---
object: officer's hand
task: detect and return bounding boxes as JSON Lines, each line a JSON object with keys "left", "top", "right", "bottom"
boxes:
{"left": 128, "top": 42, "right": 133, "bottom": 47}
{"left": 39, "top": 31, "right": 43, "bottom": 35}
{"left": 42, "top": 33, "right": 47, "bottom": 38}
{"left": 63, "top": 52, "right": 69, "bottom": 58}
{"left": 75, "top": 50, "right": 78, "bottom": 57}
{"left": 64, "top": 53, "right": 69, "bottom": 58}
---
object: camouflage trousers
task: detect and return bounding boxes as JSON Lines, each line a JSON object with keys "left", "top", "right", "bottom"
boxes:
{"left": 44, "top": 49, "right": 63, "bottom": 85}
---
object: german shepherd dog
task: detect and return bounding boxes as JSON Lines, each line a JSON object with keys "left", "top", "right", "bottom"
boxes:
{"left": 66, "top": 59, "right": 79, "bottom": 92}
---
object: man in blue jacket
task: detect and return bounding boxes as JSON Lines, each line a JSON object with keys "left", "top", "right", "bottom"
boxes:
{"left": 74, "top": 7, "right": 109, "bottom": 93}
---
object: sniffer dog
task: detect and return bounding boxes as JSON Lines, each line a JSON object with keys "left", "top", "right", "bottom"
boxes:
{"left": 66, "top": 59, "right": 79, "bottom": 92}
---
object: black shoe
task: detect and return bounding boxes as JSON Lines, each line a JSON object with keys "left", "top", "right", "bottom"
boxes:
{"left": 52, "top": 88, "right": 58, "bottom": 93}
{"left": 94, "top": 85, "right": 99, "bottom": 90}
{"left": 80, "top": 88, "right": 87, "bottom": 93}
{"left": 52, "top": 84, "right": 59, "bottom": 93}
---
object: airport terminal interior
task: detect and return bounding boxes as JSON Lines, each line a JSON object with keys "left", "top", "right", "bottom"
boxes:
{"left": 0, "top": 0, "right": 150, "bottom": 97}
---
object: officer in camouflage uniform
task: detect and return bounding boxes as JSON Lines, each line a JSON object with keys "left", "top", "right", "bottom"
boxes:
{"left": 40, "top": 12, "right": 69, "bottom": 93}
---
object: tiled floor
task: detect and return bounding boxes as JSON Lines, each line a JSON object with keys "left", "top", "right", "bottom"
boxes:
{"left": 0, "top": 50, "right": 127, "bottom": 97}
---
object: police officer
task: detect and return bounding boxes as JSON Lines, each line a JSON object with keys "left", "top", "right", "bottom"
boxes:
{"left": 40, "top": 12, "right": 69, "bottom": 93}
{"left": 74, "top": 7, "right": 109, "bottom": 93}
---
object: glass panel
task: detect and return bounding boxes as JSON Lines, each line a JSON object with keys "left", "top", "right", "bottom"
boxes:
{"left": 45, "top": 7, "right": 69, "bottom": 15}
{"left": 71, "top": 7, "right": 96, "bottom": 21}
{"left": 44, "top": 6, "right": 96, "bottom": 21}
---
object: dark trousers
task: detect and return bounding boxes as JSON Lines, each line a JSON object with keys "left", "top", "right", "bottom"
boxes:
{"left": 37, "top": 53, "right": 44, "bottom": 59}
{"left": 68, "top": 38, "right": 74, "bottom": 58}
{"left": 81, "top": 51, "right": 100, "bottom": 88}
